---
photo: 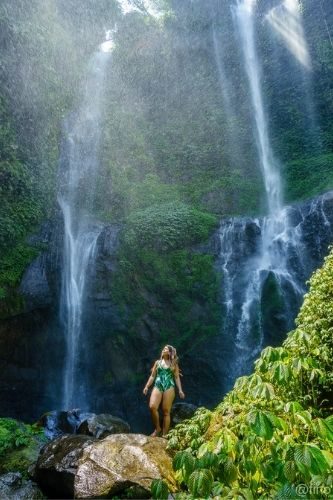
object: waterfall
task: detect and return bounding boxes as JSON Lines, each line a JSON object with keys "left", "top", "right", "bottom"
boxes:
{"left": 218, "top": 192, "right": 333, "bottom": 387}
{"left": 233, "top": 0, "right": 282, "bottom": 214}
{"left": 58, "top": 36, "right": 113, "bottom": 410}
{"left": 214, "top": 0, "right": 322, "bottom": 383}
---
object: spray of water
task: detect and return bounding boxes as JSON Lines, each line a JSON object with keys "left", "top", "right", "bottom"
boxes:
{"left": 58, "top": 34, "right": 113, "bottom": 410}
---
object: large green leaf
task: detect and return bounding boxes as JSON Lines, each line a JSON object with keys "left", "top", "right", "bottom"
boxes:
{"left": 151, "top": 479, "right": 169, "bottom": 500}
{"left": 275, "top": 483, "right": 298, "bottom": 499}
{"left": 172, "top": 450, "right": 196, "bottom": 477}
{"left": 283, "top": 461, "right": 297, "bottom": 482}
{"left": 313, "top": 416, "right": 333, "bottom": 441}
{"left": 306, "top": 445, "right": 330, "bottom": 475}
{"left": 252, "top": 382, "right": 275, "bottom": 401}
{"left": 223, "top": 458, "right": 238, "bottom": 484}
{"left": 196, "top": 451, "right": 219, "bottom": 469}
{"left": 272, "top": 362, "right": 292, "bottom": 383}
{"left": 248, "top": 411, "right": 274, "bottom": 440}
{"left": 294, "top": 445, "right": 312, "bottom": 476}
{"left": 188, "top": 468, "right": 214, "bottom": 498}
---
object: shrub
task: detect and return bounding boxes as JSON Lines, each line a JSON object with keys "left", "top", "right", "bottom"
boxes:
{"left": 167, "top": 246, "right": 333, "bottom": 498}
{"left": 123, "top": 202, "right": 218, "bottom": 252}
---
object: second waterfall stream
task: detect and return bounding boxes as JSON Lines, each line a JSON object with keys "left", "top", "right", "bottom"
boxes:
{"left": 216, "top": 0, "right": 318, "bottom": 386}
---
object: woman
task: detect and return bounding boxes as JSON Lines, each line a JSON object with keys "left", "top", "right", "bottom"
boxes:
{"left": 143, "top": 345, "right": 185, "bottom": 437}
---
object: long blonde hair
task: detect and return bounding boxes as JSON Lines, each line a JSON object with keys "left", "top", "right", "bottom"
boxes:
{"left": 160, "top": 344, "right": 179, "bottom": 370}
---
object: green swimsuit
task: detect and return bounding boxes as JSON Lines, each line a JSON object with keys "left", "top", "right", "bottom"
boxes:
{"left": 154, "top": 360, "right": 175, "bottom": 392}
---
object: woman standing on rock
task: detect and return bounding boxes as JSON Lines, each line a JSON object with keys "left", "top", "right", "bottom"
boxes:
{"left": 143, "top": 345, "right": 185, "bottom": 437}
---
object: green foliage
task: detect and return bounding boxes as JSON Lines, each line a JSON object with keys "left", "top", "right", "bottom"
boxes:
{"left": 0, "top": 0, "right": 114, "bottom": 304}
{"left": 0, "top": 418, "right": 46, "bottom": 477}
{"left": 167, "top": 246, "right": 333, "bottom": 498}
{"left": 107, "top": 202, "right": 220, "bottom": 350}
{"left": 0, "top": 243, "right": 38, "bottom": 291}
{"left": 0, "top": 241, "right": 39, "bottom": 318}
{"left": 151, "top": 479, "right": 170, "bottom": 499}
{"left": 123, "top": 202, "right": 217, "bottom": 252}
{"left": 111, "top": 242, "right": 220, "bottom": 350}
{"left": 283, "top": 153, "right": 333, "bottom": 203}
{"left": 0, "top": 418, "right": 43, "bottom": 458}
{"left": 188, "top": 468, "right": 214, "bottom": 498}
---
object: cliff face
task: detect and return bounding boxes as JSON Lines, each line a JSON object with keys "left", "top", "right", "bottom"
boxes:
{"left": 0, "top": 191, "right": 332, "bottom": 431}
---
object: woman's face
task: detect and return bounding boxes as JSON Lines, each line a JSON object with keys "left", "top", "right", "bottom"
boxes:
{"left": 162, "top": 346, "right": 170, "bottom": 357}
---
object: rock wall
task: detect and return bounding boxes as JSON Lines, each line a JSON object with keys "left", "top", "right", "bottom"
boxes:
{"left": 1, "top": 191, "right": 333, "bottom": 432}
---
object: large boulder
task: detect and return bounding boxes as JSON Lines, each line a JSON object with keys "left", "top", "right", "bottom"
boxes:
{"left": 0, "top": 472, "right": 44, "bottom": 499}
{"left": 35, "top": 433, "right": 176, "bottom": 499}
{"left": 77, "top": 413, "right": 130, "bottom": 438}
{"left": 35, "top": 435, "right": 96, "bottom": 498}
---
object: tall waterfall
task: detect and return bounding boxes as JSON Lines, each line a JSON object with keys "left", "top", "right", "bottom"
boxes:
{"left": 58, "top": 36, "right": 113, "bottom": 410}
{"left": 234, "top": 0, "right": 282, "bottom": 213}
{"left": 215, "top": 0, "right": 317, "bottom": 384}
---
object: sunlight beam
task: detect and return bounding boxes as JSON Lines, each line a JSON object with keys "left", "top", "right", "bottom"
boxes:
{"left": 266, "top": 0, "right": 311, "bottom": 70}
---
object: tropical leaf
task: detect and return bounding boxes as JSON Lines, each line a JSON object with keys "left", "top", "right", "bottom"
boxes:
{"left": 151, "top": 479, "right": 169, "bottom": 500}
{"left": 196, "top": 451, "right": 219, "bottom": 469}
{"left": 284, "top": 401, "right": 304, "bottom": 414}
{"left": 223, "top": 458, "right": 238, "bottom": 484}
{"left": 188, "top": 468, "right": 214, "bottom": 498}
{"left": 252, "top": 382, "right": 275, "bottom": 401}
{"left": 313, "top": 417, "right": 333, "bottom": 441}
{"left": 262, "top": 461, "right": 279, "bottom": 481}
{"left": 306, "top": 445, "right": 330, "bottom": 475}
{"left": 172, "top": 450, "right": 196, "bottom": 478}
{"left": 275, "top": 483, "right": 298, "bottom": 499}
{"left": 272, "top": 362, "right": 292, "bottom": 383}
{"left": 265, "top": 411, "right": 288, "bottom": 431}
{"left": 294, "top": 445, "right": 312, "bottom": 476}
{"left": 248, "top": 410, "right": 274, "bottom": 440}
{"left": 295, "top": 411, "right": 312, "bottom": 427}
{"left": 283, "top": 461, "right": 297, "bottom": 482}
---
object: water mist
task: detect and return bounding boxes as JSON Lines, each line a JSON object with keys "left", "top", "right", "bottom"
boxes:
{"left": 58, "top": 35, "right": 113, "bottom": 410}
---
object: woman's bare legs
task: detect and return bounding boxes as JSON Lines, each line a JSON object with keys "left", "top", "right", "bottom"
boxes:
{"left": 162, "top": 387, "right": 175, "bottom": 436}
{"left": 149, "top": 387, "right": 163, "bottom": 435}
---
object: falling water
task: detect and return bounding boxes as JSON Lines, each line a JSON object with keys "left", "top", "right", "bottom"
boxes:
{"left": 234, "top": 0, "right": 282, "bottom": 214}
{"left": 216, "top": 0, "right": 314, "bottom": 381}
{"left": 58, "top": 35, "right": 113, "bottom": 410}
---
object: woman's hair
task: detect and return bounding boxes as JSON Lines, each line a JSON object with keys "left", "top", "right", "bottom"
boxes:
{"left": 160, "top": 344, "right": 179, "bottom": 369}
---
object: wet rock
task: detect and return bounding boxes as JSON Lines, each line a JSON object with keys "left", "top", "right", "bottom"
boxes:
{"left": 75, "top": 433, "right": 176, "bottom": 498}
{"left": 38, "top": 410, "right": 130, "bottom": 440}
{"left": 35, "top": 434, "right": 96, "bottom": 499}
{"left": 171, "top": 402, "right": 198, "bottom": 426}
{"left": 77, "top": 413, "right": 130, "bottom": 438}
{"left": 19, "top": 254, "right": 52, "bottom": 312}
{"left": 37, "top": 410, "right": 94, "bottom": 439}
{"left": 0, "top": 472, "right": 44, "bottom": 499}
{"left": 35, "top": 433, "right": 176, "bottom": 499}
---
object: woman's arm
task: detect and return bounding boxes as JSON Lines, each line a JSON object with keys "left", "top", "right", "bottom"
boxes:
{"left": 174, "top": 364, "right": 185, "bottom": 399}
{"left": 143, "top": 361, "right": 158, "bottom": 395}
